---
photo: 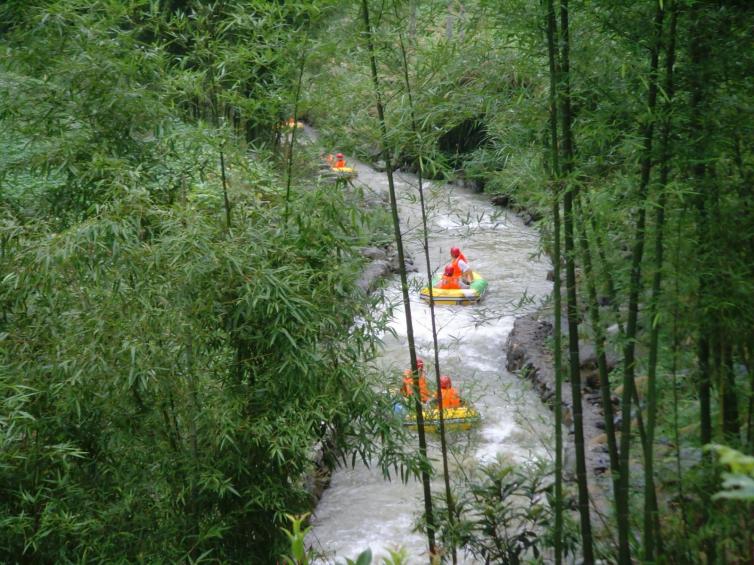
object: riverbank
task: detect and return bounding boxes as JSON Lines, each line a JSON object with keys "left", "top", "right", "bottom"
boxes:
{"left": 505, "top": 312, "right": 614, "bottom": 485}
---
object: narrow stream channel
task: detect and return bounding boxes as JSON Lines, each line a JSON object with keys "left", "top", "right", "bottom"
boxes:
{"left": 307, "top": 157, "right": 554, "bottom": 563}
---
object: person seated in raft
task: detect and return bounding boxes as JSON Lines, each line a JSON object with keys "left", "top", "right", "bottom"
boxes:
{"left": 436, "top": 265, "right": 469, "bottom": 290}
{"left": 333, "top": 152, "right": 347, "bottom": 169}
{"left": 434, "top": 375, "right": 462, "bottom": 410}
{"left": 448, "top": 246, "right": 473, "bottom": 285}
{"left": 401, "top": 357, "right": 431, "bottom": 402}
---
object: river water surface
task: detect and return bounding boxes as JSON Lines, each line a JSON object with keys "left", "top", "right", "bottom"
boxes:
{"left": 307, "top": 159, "right": 553, "bottom": 563}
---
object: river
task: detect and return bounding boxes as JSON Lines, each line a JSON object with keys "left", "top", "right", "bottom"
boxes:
{"left": 306, "top": 157, "right": 554, "bottom": 564}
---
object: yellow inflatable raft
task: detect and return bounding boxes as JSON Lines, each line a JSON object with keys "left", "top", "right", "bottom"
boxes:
{"left": 320, "top": 165, "right": 358, "bottom": 182}
{"left": 420, "top": 271, "right": 488, "bottom": 305}
{"left": 331, "top": 166, "right": 357, "bottom": 179}
{"left": 403, "top": 404, "right": 481, "bottom": 433}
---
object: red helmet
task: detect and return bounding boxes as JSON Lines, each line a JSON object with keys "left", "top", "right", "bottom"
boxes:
{"left": 336, "top": 153, "right": 344, "bottom": 158}
{"left": 440, "top": 375, "right": 452, "bottom": 389}
{"left": 444, "top": 265, "right": 454, "bottom": 276}
{"left": 450, "top": 247, "right": 461, "bottom": 258}
{"left": 416, "top": 358, "right": 424, "bottom": 369}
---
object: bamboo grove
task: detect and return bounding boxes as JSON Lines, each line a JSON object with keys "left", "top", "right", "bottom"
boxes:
{"left": 309, "top": 0, "right": 754, "bottom": 561}
{"left": 0, "top": 1, "right": 419, "bottom": 561}
{"left": 3, "top": 0, "right": 754, "bottom": 563}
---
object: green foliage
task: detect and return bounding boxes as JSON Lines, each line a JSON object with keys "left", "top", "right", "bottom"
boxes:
{"left": 0, "top": 2, "right": 420, "bottom": 561}
{"left": 450, "top": 462, "right": 561, "bottom": 564}
{"left": 710, "top": 445, "right": 754, "bottom": 501}
{"left": 3, "top": 0, "right": 754, "bottom": 562}
{"left": 281, "top": 514, "right": 313, "bottom": 565}
{"left": 0, "top": 159, "right": 405, "bottom": 560}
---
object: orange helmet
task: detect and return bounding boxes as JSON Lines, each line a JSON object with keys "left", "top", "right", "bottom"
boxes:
{"left": 440, "top": 375, "right": 452, "bottom": 389}
{"left": 450, "top": 247, "right": 461, "bottom": 258}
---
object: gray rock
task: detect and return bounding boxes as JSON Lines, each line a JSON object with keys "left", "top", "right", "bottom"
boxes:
{"left": 356, "top": 260, "right": 390, "bottom": 293}
{"left": 578, "top": 339, "right": 618, "bottom": 372}
{"left": 360, "top": 246, "right": 387, "bottom": 261}
{"left": 506, "top": 312, "right": 614, "bottom": 512}
{"left": 593, "top": 455, "right": 610, "bottom": 474}
{"left": 388, "top": 251, "right": 418, "bottom": 273}
{"left": 491, "top": 194, "right": 511, "bottom": 207}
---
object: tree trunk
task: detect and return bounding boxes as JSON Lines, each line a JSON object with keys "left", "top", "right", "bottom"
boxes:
{"left": 544, "top": 1, "right": 563, "bottom": 561}
{"left": 284, "top": 50, "right": 306, "bottom": 223}
{"left": 643, "top": 4, "right": 677, "bottom": 557}
{"left": 360, "top": 0, "right": 436, "bottom": 556}
{"left": 617, "top": 4, "right": 664, "bottom": 563}
{"left": 689, "top": 1, "right": 713, "bottom": 451}
{"left": 722, "top": 343, "right": 740, "bottom": 441}
{"left": 556, "top": 1, "right": 593, "bottom": 561}
{"left": 575, "top": 196, "right": 619, "bottom": 481}
{"left": 394, "top": 4, "right": 455, "bottom": 559}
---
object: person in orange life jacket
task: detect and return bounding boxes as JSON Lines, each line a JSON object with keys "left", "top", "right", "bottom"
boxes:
{"left": 334, "top": 153, "right": 347, "bottom": 169}
{"left": 401, "top": 357, "right": 430, "bottom": 402}
{"left": 448, "top": 246, "right": 473, "bottom": 284}
{"left": 435, "top": 375, "right": 462, "bottom": 410}
{"left": 436, "top": 265, "right": 469, "bottom": 290}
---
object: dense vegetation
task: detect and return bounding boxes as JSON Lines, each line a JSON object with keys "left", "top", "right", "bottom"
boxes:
{"left": 311, "top": 0, "right": 754, "bottom": 562}
{"left": 0, "top": 1, "right": 417, "bottom": 562}
{"left": 2, "top": 0, "right": 754, "bottom": 563}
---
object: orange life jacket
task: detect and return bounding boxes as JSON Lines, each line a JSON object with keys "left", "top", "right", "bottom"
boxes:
{"left": 450, "top": 252, "right": 469, "bottom": 278}
{"left": 402, "top": 371, "right": 430, "bottom": 402}
{"left": 437, "top": 387, "right": 462, "bottom": 409}
{"left": 334, "top": 158, "right": 346, "bottom": 168}
{"left": 437, "top": 274, "right": 461, "bottom": 289}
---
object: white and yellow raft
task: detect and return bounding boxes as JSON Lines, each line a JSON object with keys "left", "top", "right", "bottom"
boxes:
{"left": 330, "top": 166, "right": 357, "bottom": 179}
{"left": 403, "top": 404, "right": 481, "bottom": 433}
{"left": 420, "top": 271, "right": 488, "bottom": 305}
{"left": 319, "top": 165, "right": 358, "bottom": 182}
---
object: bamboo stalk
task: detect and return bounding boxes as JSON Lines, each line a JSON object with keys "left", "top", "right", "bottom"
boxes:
{"left": 544, "top": 0, "right": 564, "bottom": 560}
{"left": 392, "top": 3, "right": 456, "bottom": 561}
{"left": 644, "top": 3, "right": 677, "bottom": 556}
{"left": 556, "top": 0, "right": 594, "bottom": 560}
{"left": 360, "top": 0, "right": 436, "bottom": 557}
{"left": 284, "top": 49, "right": 306, "bottom": 224}
{"left": 617, "top": 3, "right": 664, "bottom": 562}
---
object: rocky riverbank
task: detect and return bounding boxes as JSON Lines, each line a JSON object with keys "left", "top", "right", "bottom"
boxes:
{"left": 505, "top": 311, "right": 615, "bottom": 486}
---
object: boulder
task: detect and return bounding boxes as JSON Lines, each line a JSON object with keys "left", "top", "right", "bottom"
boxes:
{"left": 490, "top": 194, "right": 511, "bottom": 207}
{"left": 578, "top": 339, "right": 619, "bottom": 373}
{"left": 360, "top": 246, "right": 387, "bottom": 261}
{"left": 356, "top": 260, "right": 390, "bottom": 293}
{"left": 389, "top": 251, "right": 418, "bottom": 273}
{"left": 506, "top": 342, "right": 527, "bottom": 372}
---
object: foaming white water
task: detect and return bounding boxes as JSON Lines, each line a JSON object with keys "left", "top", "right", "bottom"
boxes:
{"left": 308, "top": 168, "right": 553, "bottom": 564}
